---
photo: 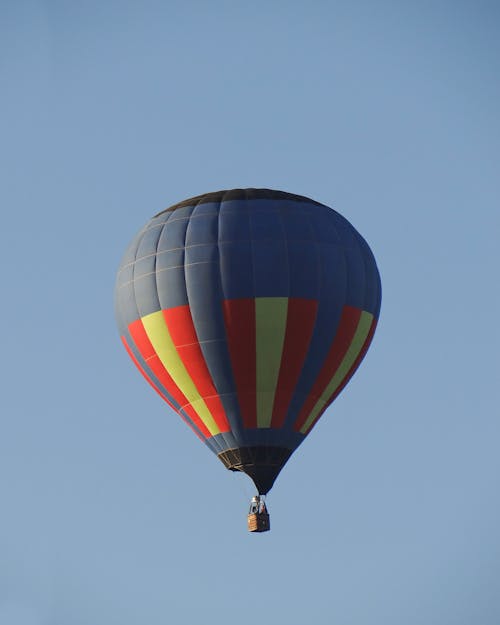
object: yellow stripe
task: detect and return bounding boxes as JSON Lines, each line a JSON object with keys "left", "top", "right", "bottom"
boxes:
{"left": 300, "top": 311, "right": 373, "bottom": 434}
{"left": 141, "top": 311, "right": 221, "bottom": 436}
{"left": 256, "top": 298, "right": 288, "bottom": 428}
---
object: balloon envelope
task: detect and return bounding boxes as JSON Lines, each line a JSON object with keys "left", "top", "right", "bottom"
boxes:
{"left": 115, "top": 189, "right": 381, "bottom": 493}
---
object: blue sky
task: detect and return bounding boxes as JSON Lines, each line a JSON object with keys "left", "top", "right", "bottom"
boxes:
{"left": 1, "top": 1, "right": 499, "bottom": 623}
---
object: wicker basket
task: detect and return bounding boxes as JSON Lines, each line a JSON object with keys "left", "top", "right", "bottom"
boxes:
{"left": 248, "top": 512, "right": 270, "bottom": 533}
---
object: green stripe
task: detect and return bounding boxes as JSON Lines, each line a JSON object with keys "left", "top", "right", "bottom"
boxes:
{"left": 255, "top": 298, "right": 289, "bottom": 428}
{"left": 300, "top": 311, "right": 374, "bottom": 434}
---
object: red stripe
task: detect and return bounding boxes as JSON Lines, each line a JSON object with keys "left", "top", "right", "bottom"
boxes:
{"left": 293, "top": 305, "right": 361, "bottom": 432}
{"left": 271, "top": 298, "right": 318, "bottom": 428}
{"left": 128, "top": 319, "right": 211, "bottom": 438}
{"left": 223, "top": 299, "right": 256, "bottom": 429}
{"left": 305, "top": 317, "right": 378, "bottom": 433}
{"left": 163, "top": 306, "right": 230, "bottom": 433}
{"left": 121, "top": 335, "right": 204, "bottom": 441}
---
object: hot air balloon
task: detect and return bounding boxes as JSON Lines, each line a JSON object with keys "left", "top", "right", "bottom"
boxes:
{"left": 114, "top": 189, "right": 381, "bottom": 532}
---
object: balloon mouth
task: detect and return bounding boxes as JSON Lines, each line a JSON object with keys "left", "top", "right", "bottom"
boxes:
{"left": 218, "top": 446, "right": 293, "bottom": 495}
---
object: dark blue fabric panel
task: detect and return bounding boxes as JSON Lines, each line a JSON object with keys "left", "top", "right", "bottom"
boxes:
{"left": 281, "top": 206, "right": 315, "bottom": 241}
{"left": 356, "top": 234, "right": 382, "bottom": 317}
{"left": 332, "top": 211, "right": 357, "bottom": 236}
{"left": 132, "top": 228, "right": 162, "bottom": 317}
{"left": 184, "top": 246, "right": 222, "bottom": 342}
{"left": 184, "top": 242, "right": 243, "bottom": 439}
{"left": 154, "top": 216, "right": 189, "bottom": 310}
{"left": 313, "top": 210, "right": 367, "bottom": 310}
{"left": 250, "top": 206, "right": 284, "bottom": 242}
{"left": 240, "top": 197, "right": 286, "bottom": 216}
{"left": 160, "top": 216, "right": 190, "bottom": 251}
{"left": 184, "top": 243, "right": 218, "bottom": 269}
{"left": 283, "top": 242, "right": 347, "bottom": 428}
{"left": 185, "top": 207, "right": 248, "bottom": 439}
{"left": 155, "top": 244, "right": 188, "bottom": 309}
{"left": 167, "top": 204, "right": 194, "bottom": 222}
{"left": 155, "top": 263, "right": 188, "bottom": 310}
{"left": 332, "top": 216, "right": 376, "bottom": 314}
{"left": 211, "top": 428, "right": 305, "bottom": 452}
{"left": 185, "top": 212, "right": 219, "bottom": 246}
{"left": 315, "top": 241, "right": 348, "bottom": 308}
{"left": 218, "top": 204, "right": 251, "bottom": 242}
{"left": 183, "top": 240, "right": 235, "bottom": 452}
{"left": 133, "top": 252, "right": 156, "bottom": 282}
{"left": 343, "top": 244, "right": 366, "bottom": 310}
{"left": 287, "top": 240, "right": 321, "bottom": 299}
{"left": 190, "top": 200, "right": 220, "bottom": 217}
{"left": 154, "top": 212, "right": 175, "bottom": 248}
{"left": 219, "top": 198, "right": 251, "bottom": 217}
{"left": 210, "top": 430, "right": 239, "bottom": 452}
{"left": 146, "top": 211, "right": 171, "bottom": 230}
{"left": 133, "top": 226, "right": 162, "bottom": 283}
{"left": 309, "top": 206, "right": 342, "bottom": 244}
{"left": 216, "top": 392, "right": 244, "bottom": 440}
{"left": 155, "top": 247, "right": 184, "bottom": 271}
{"left": 133, "top": 271, "right": 161, "bottom": 318}
{"left": 219, "top": 241, "right": 254, "bottom": 299}
{"left": 135, "top": 223, "right": 164, "bottom": 258}
{"left": 252, "top": 239, "right": 289, "bottom": 297}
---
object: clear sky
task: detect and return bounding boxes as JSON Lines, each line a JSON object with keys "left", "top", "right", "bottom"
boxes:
{"left": 1, "top": 1, "right": 500, "bottom": 624}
